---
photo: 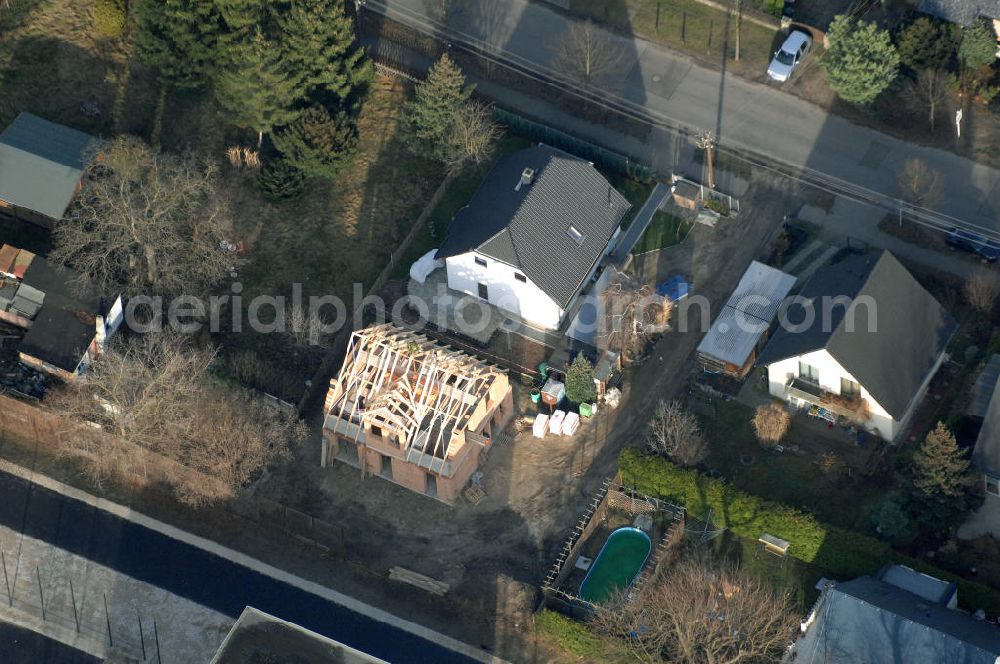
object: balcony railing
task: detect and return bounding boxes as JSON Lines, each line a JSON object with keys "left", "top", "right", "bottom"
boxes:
{"left": 786, "top": 377, "right": 868, "bottom": 421}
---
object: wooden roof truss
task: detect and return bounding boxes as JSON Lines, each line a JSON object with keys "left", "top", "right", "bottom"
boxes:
{"left": 332, "top": 325, "right": 499, "bottom": 460}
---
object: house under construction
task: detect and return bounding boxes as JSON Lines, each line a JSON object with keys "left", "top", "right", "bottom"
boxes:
{"left": 321, "top": 324, "right": 513, "bottom": 504}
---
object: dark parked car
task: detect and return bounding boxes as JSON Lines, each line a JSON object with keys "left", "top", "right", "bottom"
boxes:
{"left": 946, "top": 228, "right": 1000, "bottom": 262}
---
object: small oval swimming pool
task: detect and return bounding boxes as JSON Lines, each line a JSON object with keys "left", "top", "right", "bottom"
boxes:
{"left": 578, "top": 526, "right": 652, "bottom": 604}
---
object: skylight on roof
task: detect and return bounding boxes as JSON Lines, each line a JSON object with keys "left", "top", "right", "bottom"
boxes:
{"left": 567, "top": 225, "right": 585, "bottom": 244}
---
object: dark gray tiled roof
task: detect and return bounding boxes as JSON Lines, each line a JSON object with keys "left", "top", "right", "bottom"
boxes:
{"left": 795, "top": 575, "right": 1000, "bottom": 664}
{"left": 436, "top": 145, "right": 630, "bottom": 308}
{"left": 758, "top": 251, "right": 956, "bottom": 418}
{"left": 18, "top": 257, "right": 104, "bottom": 373}
{"left": 919, "top": 0, "right": 1000, "bottom": 25}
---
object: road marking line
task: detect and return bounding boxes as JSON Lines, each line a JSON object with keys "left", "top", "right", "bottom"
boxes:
{"left": 0, "top": 458, "right": 509, "bottom": 664}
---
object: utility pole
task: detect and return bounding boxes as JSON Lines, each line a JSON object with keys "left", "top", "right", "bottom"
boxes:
{"left": 734, "top": 0, "right": 743, "bottom": 62}
{"left": 697, "top": 130, "right": 717, "bottom": 191}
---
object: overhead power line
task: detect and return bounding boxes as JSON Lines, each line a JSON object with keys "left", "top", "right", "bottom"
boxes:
{"left": 361, "top": 0, "right": 1000, "bottom": 242}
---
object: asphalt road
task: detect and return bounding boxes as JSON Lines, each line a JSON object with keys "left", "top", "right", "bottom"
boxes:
{"left": 0, "top": 471, "right": 480, "bottom": 664}
{"left": 368, "top": 0, "right": 1000, "bottom": 233}
{"left": 0, "top": 622, "right": 99, "bottom": 664}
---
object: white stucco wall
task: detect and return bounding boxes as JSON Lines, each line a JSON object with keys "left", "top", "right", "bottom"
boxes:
{"left": 766, "top": 348, "right": 898, "bottom": 440}
{"left": 445, "top": 252, "right": 564, "bottom": 330}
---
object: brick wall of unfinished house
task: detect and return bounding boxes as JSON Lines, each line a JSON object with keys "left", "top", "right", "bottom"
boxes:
{"left": 323, "top": 369, "right": 515, "bottom": 504}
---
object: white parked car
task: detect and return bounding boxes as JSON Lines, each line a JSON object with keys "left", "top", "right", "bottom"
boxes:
{"left": 767, "top": 31, "right": 812, "bottom": 82}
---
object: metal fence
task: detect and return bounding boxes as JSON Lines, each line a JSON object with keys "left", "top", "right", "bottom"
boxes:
{"left": 0, "top": 550, "right": 158, "bottom": 662}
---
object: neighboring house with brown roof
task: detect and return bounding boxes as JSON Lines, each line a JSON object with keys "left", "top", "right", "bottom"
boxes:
{"left": 321, "top": 324, "right": 512, "bottom": 504}
{"left": 0, "top": 113, "right": 95, "bottom": 228}
{"left": 435, "top": 145, "right": 631, "bottom": 331}
{"left": 758, "top": 251, "right": 956, "bottom": 441}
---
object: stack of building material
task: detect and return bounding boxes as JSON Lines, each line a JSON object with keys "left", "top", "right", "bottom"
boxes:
{"left": 532, "top": 413, "right": 549, "bottom": 438}
{"left": 549, "top": 409, "right": 566, "bottom": 435}
{"left": 388, "top": 567, "right": 450, "bottom": 596}
{"left": 604, "top": 387, "right": 622, "bottom": 409}
{"left": 562, "top": 412, "right": 580, "bottom": 436}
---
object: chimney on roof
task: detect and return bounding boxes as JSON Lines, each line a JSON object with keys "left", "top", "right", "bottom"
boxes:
{"left": 95, "top": 314, "right": 106, "bottom": 350}
{"left": 515, "top": 167, "right": 535, "bottom": 191}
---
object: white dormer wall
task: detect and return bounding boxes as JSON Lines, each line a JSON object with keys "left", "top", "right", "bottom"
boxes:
{"left": 445, "top": 252, "right": 564, "bottom": 330}
{"left": 765, "top": 348, "right": 897, "bottom": 440}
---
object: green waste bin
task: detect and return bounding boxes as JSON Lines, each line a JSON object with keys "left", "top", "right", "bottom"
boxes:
{"left": 579, "top": 402, "right": 593, "bottom": 417}
{"left": 530, "top": 390, "right": 541, "bottom": 404}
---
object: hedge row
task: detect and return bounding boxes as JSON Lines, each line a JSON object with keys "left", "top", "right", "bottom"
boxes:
{"left": 620, "top": 448, "right": 1000, "bottom": 614}
{"left": 493, "top": 107, "right": 653, "bottom": 181}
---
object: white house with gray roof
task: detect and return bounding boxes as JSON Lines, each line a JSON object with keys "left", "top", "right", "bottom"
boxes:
{"left": 435, "top": 145, "right": 630, "bottom": 331}
{"left": 758, "top": 251, "right": 956, "bottom": 441}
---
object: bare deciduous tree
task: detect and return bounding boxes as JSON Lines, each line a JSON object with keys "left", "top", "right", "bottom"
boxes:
{"left": 753, "top": 403, "right": 790, "bottom": 448}
{"left": 903, "top": 69, "right": 951, "bottom": 133}
{"left": 169, "top": 388, "right": 305, "bottom": 506}
{"left": 52, "top": 136, "right": 235, "bottom": 298}
{"left": 52, "top": 333, "right": 216, "bottom": 448}
{"left": 552, "top": 19, "right": 626, "bottom": 90}
{"left": 897, "top": 158, "right": 943, "bottom": 209}
{"left": 965, "top": 268, "right": 1000, "bottom": 314}
{"left": 590, "top": 553, "right": 797, "bottom": 664}
{"left": 647, "top": 400, "right": 707, "bottom": 466}
{"left": 598, "top": 269, "right": 673, "bottom": 361}
{"left": 445, "top": 100, "right": 502, "bottom": 171}
{"left": 52, "top": 334, "right": 305, "bottom": 506}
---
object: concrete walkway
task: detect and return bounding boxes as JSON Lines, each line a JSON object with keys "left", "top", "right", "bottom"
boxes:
{"left": 958, "top": 498, "right": 1000, "bottom": 540}
{"left": 794, "top": 245, "right": 840, "bottom": 284}
{"left": 610, "top": 181, "right": 672, "bottom": 263}
{"left": 0, "top": 523, "right": 232, "bottom": 663}
{"left": 366, "top": 0, "right": 1000, "bottom": 234}
{"left": 781, "top": 239, "right": 823, "bottom": 274}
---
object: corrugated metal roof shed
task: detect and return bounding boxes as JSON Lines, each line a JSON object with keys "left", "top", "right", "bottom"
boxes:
{"left": 697, "top": 261, "right": 795, "bottom": 367}
{"left": 725, "top": 260, "right": 796, "bottom": 322}
{"left": 0, "top": 112, "right": 95, "bottom": 220}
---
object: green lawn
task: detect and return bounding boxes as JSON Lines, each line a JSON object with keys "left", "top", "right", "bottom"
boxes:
{"left": 710, "top": 529, "right": 824, "bottom": 609}
{"left": 698, "top": 399, "right": 891, "bottom": 531}
{"left": 569, "top": 0, "right": 780, "bottom": 76}
{"left": 631, "top": 212, "right": 692, "bottom": 254}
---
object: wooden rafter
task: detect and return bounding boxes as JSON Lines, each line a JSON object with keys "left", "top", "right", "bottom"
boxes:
{"left": 327, "top": 324, "right": 502, "bottom": 464}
